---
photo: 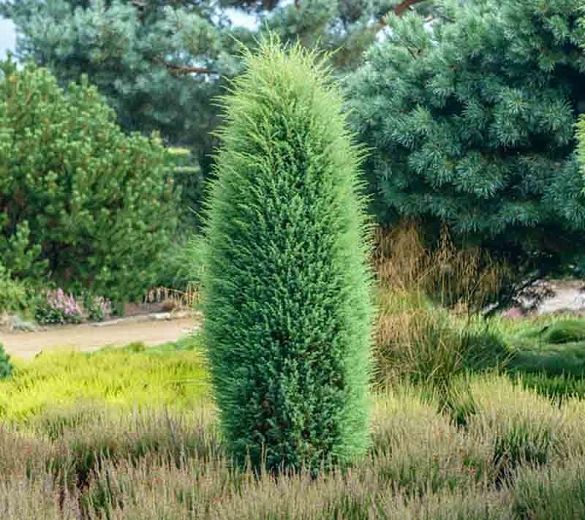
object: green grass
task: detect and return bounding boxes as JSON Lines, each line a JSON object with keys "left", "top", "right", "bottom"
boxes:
{"left": 1, "top": 338, "right": 585, "bottom": 518}
{"left": 0, "top": 335, "right": 210, "bottom": 423}
{"left": 487, "top": 315, "right": 585, "bottom": 380}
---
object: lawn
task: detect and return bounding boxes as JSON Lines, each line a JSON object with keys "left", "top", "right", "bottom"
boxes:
{"left": 3, "top": 330, "right": 585, "bottom": 518}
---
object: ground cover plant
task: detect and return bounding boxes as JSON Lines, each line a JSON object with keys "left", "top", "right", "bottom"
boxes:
{"left": 203, "top": 39, "right": 372, "bottom": 473}
{"left": 2, "top": 342, "right": 585, "bottom": 518}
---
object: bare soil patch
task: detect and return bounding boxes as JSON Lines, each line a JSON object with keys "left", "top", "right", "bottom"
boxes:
{"left": 0, "top": 316, "right": 198, "bottom": 359}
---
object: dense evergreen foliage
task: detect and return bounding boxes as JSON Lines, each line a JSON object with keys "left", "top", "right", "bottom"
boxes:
{"left": 0, "top": 0, "right": 238, "bottom": 164}
{"left": 0, "top": 61, "right": 177, "bottom": 302}
{"left": 578, "top": 116, "right": 585, "bottom": 178}
{"left": 203, "top": 40, "right": 372, "bottom": 472}
{"left": 0, "top": 1, "right": 430, "bottom": 180}
{"left": 348, "top": 0, "right": 585, "bottom": 275}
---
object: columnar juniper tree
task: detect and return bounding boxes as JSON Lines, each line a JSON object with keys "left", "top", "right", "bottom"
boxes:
{"left": 203, "top": 40, "right": 372, "bottom": 473}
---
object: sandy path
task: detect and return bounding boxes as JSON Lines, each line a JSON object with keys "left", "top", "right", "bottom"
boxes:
{"left": 0, "top": 317, "right": 197, "bottom": 360}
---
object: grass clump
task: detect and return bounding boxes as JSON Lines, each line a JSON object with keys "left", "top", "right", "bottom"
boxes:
{"left": 373, "top": 223, "right": 509, "bottom": 389}
{"left": 0, "top": 338, "right": 209, "bottom": 423}
{"left": 203, "top": 38, "right": 372, "bottom": 473}
{"left": 543, "top": 319, "right": 585, "bottom": 344}
{"left": 512, "top": 460, "right": 585, "bottom": 519}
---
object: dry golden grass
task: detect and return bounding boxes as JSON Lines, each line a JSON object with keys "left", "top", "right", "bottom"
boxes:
{"left": 373, "top": 221, "right": 508, "bottom": 386}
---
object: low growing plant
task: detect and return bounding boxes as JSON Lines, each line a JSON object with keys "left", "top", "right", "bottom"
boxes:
{"left": 0, "top": 343, "right": 13, "bottom": 379}
{"left": 35, "top": 289, "right": 84, "bottom": 325}
{"left": 83, "top": 294, "right": 113, "bottom": 322}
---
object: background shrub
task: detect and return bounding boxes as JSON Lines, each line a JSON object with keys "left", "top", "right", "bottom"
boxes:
{"left": 0, "top": 263, "right": 28, "bottom": 314}
{"left": 203, "top": 39, "right": 373, "bottom": 473}
{"left": 0, "top": 343, "right": 12, "bottom": 379}
{"left": 0, "top": 60, "right": 178, "bottom": 304}
{"left": 156, "top": 234, "right": 205, "bottom": 292}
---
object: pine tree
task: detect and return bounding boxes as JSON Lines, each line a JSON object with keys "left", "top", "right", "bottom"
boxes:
{"left": 0, "top": 60, "right": 177, "bottom": 302}
{"left": 203, "top": 39, "right": 372, "bottom": 473}
{"left": 348, "top": 0, "right": 585, "bottom": 277}
{"left": 1, "top": 1, "right": 433, "bottom": 178}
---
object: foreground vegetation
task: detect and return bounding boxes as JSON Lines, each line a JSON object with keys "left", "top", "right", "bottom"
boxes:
{"left": 0, "top": 331, "right": 584, "bottom": 519}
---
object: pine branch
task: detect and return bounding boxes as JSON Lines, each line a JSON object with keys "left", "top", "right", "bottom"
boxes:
{"left": 375, "top": 0, "right": 426, "bottom": 30}
{"left": 159, "top": 59, "right": 214, "bottom": 75}
{"left": 393, "top": 0, "right": 425, "bottom": 16}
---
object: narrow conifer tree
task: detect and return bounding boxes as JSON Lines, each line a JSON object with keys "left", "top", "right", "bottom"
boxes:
{"left": 203, "top": 39, "right": 372, "bottom": 473}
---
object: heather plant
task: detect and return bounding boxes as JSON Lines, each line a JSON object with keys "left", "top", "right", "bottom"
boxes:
{"left": 203, "top": 39, "right": 373, "bottom": 473}
{"left": 35, "top": 289, "right": 84, "bottom": 325}
{"left": 83, "top": 294, "right": 113, "bottom": 322}
{"left": 1, "top": 348, "right": 585, "bottom": 518}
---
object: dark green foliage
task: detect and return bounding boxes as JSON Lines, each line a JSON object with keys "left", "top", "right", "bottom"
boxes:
{"left": 167, "top": 148, "right": 206, "bottom": 230}
{"left": 203, "top": 40, "right": 373, "bottom": 472}
{"left": 348, "top": 0, "right": 585, "bottom": 275}
{"left": 508, "top": 342, "right": 585, "bottom": 378}
{"left": 1, "top": 1, "right": 433, "bottom": 200}
{"left": 0, "top": 343, "right": 12, "bottom": 379}
{"left": 157, "top": 235, "right": 205, "bottom": 291}
{"left": 461, "top": 326, "right": 510, "bottom": 371}
{"left": 0, "top": 263, "right": 28, "bottom": 313}
{"left": 501, "top": 318, "right": 585, "bottom": 378}
{"left": 0, "top": 61, "right": 177, "bottom": 302}
{"left": 516, "top": 373, "right": 585, "bottom": 400}
{"left": 0, "top": 0, "right": 238, "bottom": 164}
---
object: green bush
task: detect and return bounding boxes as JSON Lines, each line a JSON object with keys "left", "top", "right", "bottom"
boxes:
{"left": 0, "top": 60, "right": 178, "bottom": 303}
{"left": 203, "top": 39, "right": 373, "bottom": 473}
{"left": 0, "top": 343, "right": 12, "bottom": 379}
{"left": 0, "top": 263, "right": 28, "bottom": 313}
{"left": 543, "top": 320, "right": 585, "bottom": 344}
{"left": 157, "top": 234, "right": 205, "bottom": 291}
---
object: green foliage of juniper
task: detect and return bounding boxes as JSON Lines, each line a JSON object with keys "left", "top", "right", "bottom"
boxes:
{"left": 0, "top": 60, "right": 177, "bottom": 302}
{"left": 348, "top": 0, "right": 585, "bottom": 276}
{"left": 203, "top": 39, "right": 373, "bottom": 473}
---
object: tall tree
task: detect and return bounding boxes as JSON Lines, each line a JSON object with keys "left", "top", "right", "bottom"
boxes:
{"left": 348, "top": 0, "right": 585, "bottom": 279}
{"left": 1, "top": 0, "right": 245, "bottom": 161}
{"left": 203, "top": 39, "right": 372, "bottom": 473}
{"left": 1, "top": 0, "right": 431, "bottom": 163}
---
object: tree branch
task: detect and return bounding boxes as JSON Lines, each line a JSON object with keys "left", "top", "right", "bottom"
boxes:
{"left": 393, "top": 0, "right": 425, "bottom": 16}
{"left": 375, "top": 0, "right": 426, "bottom": 30}
{"left": 159, "top": 59, "right": 214, "bottom": 76}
